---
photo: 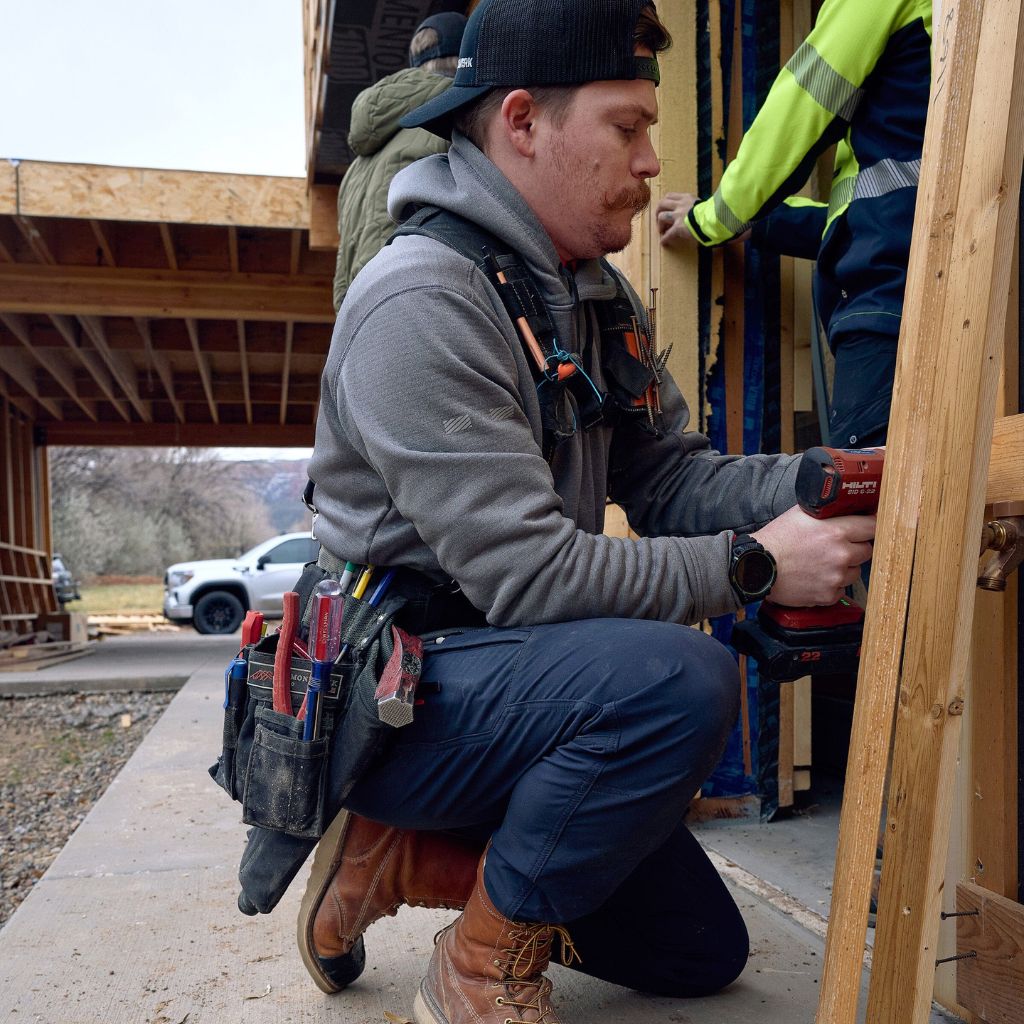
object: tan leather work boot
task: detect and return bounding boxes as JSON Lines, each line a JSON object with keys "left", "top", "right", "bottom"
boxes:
{"left": 297, "top": 810, "right": 481, "bottom": 993}
{"left": 413, "top": 854, "right": 578, "bottom": 1024}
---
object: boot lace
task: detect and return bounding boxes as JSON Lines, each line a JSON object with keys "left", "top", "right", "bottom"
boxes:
{"left": 493, "top": 924, "right": 580, "bottom": 1024}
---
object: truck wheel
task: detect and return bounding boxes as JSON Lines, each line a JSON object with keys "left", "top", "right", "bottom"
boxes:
{"left": 193, "top": 591, "right": 245, "bottom": 635}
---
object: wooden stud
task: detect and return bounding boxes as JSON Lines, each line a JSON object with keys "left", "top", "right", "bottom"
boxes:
{"left": 778, "top": 682, "right": 795, "bottom": 809}
{"left": 0, "top": 349, "right": 61, "bottom": 418}
{"left": 48, "top": 314, "right": 131, "bottom": 421}
{"left": 0, "top": 313, "right": 97, "bottom": 421}
{"left": 159, "top": 224, "right": 178, "bottom": 270}
{"left": 76, "top": 315, "right": 151, "bottom": 422}
{"left": 237, "top": 319, "right": 252, "bottom": 425}
{"left": 133, "top": 318, "right": 184, "bottom": 423}
{"left": 987, "top": 413, "right": 1024, "bottom": 503}
{"left": 280, "top": 321, "right": 294, "bottom": 425}
{"left": 817, "top": 1, "right": 1024, "bottom": 1021}
{"left": 954, "top": 881, "right": 1024, "bottom": 1024}
{"left": 89, "top": 219, "right": 115, "bottom": 267}
{"left": 184, "top": 318, "right": 219, "bottom": 424}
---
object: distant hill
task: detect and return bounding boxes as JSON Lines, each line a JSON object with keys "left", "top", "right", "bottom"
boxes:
{"left": 233, "top": 458, "right": 314, "bottom": 535}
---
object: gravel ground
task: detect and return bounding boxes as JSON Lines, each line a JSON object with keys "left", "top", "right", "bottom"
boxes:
{"left": 0, "top": 690, "right": 174, "bottom": 928}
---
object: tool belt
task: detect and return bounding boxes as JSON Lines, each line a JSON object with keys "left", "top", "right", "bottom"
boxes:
{"left": 209, "top": 559, "right": 486, "bottom": 841}
{"left": 209, "top": 582, "right": 407, "bottom": 840}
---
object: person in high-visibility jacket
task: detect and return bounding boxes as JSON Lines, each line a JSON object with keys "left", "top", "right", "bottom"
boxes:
{"left": 657, "top": 0, "right": 931, "bottom": 449}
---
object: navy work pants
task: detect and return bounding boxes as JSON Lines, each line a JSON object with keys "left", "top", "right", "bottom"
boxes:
{"left": 829, "top": 329, "right": 897, "bottom": 448}
{"left": 344, "top": 617, "right": 749, "bottom": 996}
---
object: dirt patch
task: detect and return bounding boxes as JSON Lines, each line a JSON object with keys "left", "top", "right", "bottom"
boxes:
{"left": 0, "top": 690, "right": 173, "bottom": 927}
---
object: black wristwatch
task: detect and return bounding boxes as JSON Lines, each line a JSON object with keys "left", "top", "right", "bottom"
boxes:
{"left": 728, "top": 533, "right": 777, "bottom": 604}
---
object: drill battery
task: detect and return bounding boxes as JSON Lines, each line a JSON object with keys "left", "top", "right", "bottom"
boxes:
{"left": 732, "top": 597, "right": 865, "bottom": 683}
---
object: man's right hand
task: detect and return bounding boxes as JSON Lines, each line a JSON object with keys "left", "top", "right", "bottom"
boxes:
{"left": 751, "top": 504, "right": 876, "bottom": 607}
{"left": 656, "top": 192, "right": 699, "bottom": 247}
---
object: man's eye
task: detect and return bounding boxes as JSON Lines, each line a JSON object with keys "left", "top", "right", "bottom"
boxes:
{"left": 617, "top": 125, "right": 638, "bottom": 137}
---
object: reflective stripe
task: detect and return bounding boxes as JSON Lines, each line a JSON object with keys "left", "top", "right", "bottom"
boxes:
{"left": 853, "top": 157, "right": 921, "bottom": 201}
{"left": 713, "top": 190, "right": 750, "bottom": 237}
{"left": 828, "top": 175, "right": 856, "bottom": 220}
{"left": 786, "top": 41, "right": 863, "bottom": 122}
{"left": 828, "top": 158, "right": 921, "bottom": 219}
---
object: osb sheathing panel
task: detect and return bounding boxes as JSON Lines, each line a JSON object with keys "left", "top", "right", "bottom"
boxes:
{"left": 0, "top": 161, "right": 16, "bottom": 212}
{"left": 0, "top": 161, "right": 309, "bottom": 229}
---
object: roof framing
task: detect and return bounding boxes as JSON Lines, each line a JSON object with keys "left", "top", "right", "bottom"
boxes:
{"left": 0, "top": 159, "right": 335, "bottom": 446}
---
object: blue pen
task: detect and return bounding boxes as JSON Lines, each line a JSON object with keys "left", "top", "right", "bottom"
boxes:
{"left": 304, "top": 579, "right": 345, "bottom": 741}
{"left": 223, "top": 655, "right": 247, "bottom": 709}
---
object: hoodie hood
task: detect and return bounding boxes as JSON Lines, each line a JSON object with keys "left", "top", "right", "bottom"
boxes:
{"left": 387, "top": 133, "right": 618, "bottom": 309}
{"left": 347, "top": 67, "right": 454, "bottom": 158}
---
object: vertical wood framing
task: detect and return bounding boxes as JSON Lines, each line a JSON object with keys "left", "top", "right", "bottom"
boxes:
{"left": 817, "top": 1, "right": 1024, "bottom": 1021}
{"left": 612, "top": 3, "right": 700, "bottom": 405}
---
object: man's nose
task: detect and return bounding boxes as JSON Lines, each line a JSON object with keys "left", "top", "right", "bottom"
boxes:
{"left": 635, "top": 134, "right": 660, "bottom": 180}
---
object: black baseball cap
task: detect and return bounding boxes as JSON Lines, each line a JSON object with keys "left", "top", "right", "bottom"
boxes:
{"left": 409, "top": 12, "right": 468, "bottom": 68}
{"left": 400, "top": 0, "right": 661, "bottom": 139}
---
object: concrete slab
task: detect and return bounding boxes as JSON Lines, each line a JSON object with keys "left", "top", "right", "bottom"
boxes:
{"left": 0, "top": 632, "right": 239, "bottom": 696}
{"left": 0, "top": 660, "right": 963, "bottom": 1023}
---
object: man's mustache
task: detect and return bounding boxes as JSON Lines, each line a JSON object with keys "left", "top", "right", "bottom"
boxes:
{"left": 605, "top": 182, "right": 652, "bottom": 215}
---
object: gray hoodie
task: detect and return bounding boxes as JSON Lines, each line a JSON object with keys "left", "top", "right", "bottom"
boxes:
{"left": 308, "top": 134, "right": 800, "bottom": 627}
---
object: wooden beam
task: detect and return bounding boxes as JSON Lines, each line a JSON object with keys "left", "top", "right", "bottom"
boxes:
{"left": 48, "top": 314, "right": 131, "bottom": 421}
{"left": 89, "top": 219, "right": 115, "bottom": 267}
{"left": 13, "top": 215, "right": 55, "bottom": 265}
{"left": 0, "top": 349, "right": 61, "bottom": 417}
{"left": 290, "top": 229, "right": 302, "bottom": 276}
{"left": 184, "top": 318, "right": 219, "bottom": 424}
{"left": 237, "top": 319, "right": 252, "bottom": 424}
{"left": 955, "top": 882, "right": 1024, "bottom": 1024}
{"left": 0, "top": 313, "right": 98, "bottom": 421}
{"left": 0, "top": 374, "right": 36, "bottom": 420}
{"left": 133, "top": 318, "right": 184, "bottom": 423}
{"left": 228, "top": 226, "right": 239, "bottom": 273}
{"left": 308, "top": 184, "right": 340, "bottom": 251}
{"left": 0, "top": 263, "right": 335, "bottom": 323}
{"left": 77, "top": 315, "right": 151, "bottom": 422}
{"left": 38, "top": 420, "right": 315, "bottom": 447}
{"left": 159, "top": 223, "right": 178, "bottom": 270}
{"left": 0, "top": 161, "right": 309, "bottom": 229}
{"left": 987, "top": 412, "right": 1024, "bottom": 503}
{"left": 280, "top": 321, "right": 294, "bottom": 425}
{"left": 818, "top": 1, "right": 1024, "bottom": 1021}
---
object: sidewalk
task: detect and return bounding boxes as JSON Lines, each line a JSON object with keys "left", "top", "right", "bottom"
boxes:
{"left": 0, "top": 657, "right": 957, "bottom": 1024}
{"left": 0, "top": 632, "right": 238, "bottom": 696}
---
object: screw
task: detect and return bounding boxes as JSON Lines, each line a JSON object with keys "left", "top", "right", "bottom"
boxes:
{"left": 935, "top": 951, "right": 977, "bottom": 966}
{"left": 940, "top": 909, "right": 979, "bottom": 920}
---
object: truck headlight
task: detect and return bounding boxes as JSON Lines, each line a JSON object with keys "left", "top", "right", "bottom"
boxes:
{"left": 168, "top": 570, "right": 194, "bottom": 588}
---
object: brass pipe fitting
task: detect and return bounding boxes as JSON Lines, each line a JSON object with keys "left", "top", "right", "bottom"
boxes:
{"left": 978, "top": 502, "right": 1024, "bottom": 592}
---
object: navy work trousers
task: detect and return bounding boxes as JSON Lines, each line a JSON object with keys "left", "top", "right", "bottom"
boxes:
{"left": 829, "top": 329, "right": 897, "bottom": 448}
{"left": 344, "top": 617, "right": 749, "bottom": 996}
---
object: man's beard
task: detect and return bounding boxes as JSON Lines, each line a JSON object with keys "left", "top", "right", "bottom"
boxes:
{"left": 590, "top": 181, "right": 652, "bottom": 255}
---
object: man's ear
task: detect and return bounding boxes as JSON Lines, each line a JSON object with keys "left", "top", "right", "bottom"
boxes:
{"left": 500, "top": 89, "right": 539, "bottom": 157}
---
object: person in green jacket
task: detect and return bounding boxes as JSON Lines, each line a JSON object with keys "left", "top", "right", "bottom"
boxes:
{"left": 657, "top": 0, "right": 931, "bottom": 449}
{"left": 332, "top": 13, "right": 467, "bottom": 312}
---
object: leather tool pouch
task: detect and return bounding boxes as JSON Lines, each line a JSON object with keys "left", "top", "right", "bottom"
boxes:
{"left": 208, "top": 590, "right": 415, "bottom": 840}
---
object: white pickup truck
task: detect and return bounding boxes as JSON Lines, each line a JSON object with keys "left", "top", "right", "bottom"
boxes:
{"left": 163, "top": 532, "right": 319, "bottom": 634}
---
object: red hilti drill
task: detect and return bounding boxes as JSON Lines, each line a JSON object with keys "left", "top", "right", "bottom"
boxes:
{"left": 732, "top": 446, "right": 884, "bottom": 682}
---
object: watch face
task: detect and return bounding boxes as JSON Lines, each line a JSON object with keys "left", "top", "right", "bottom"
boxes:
{"left": 735, "top": 549, "right": 775, "bottom": 595}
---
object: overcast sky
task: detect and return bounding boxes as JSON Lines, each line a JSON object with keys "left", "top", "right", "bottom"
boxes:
{"left": 0, "top": 0, "right": 306, "bottom": 177}
{"left": 1, "top": 1, "right": 313, "bottom": 460}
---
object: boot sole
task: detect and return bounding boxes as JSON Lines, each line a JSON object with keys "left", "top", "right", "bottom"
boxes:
{"left": 296, "top": 807, "right": 352, "bottom": 994}
{"left": 413, "top": 986, "right": 445, "bottom": 1024}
